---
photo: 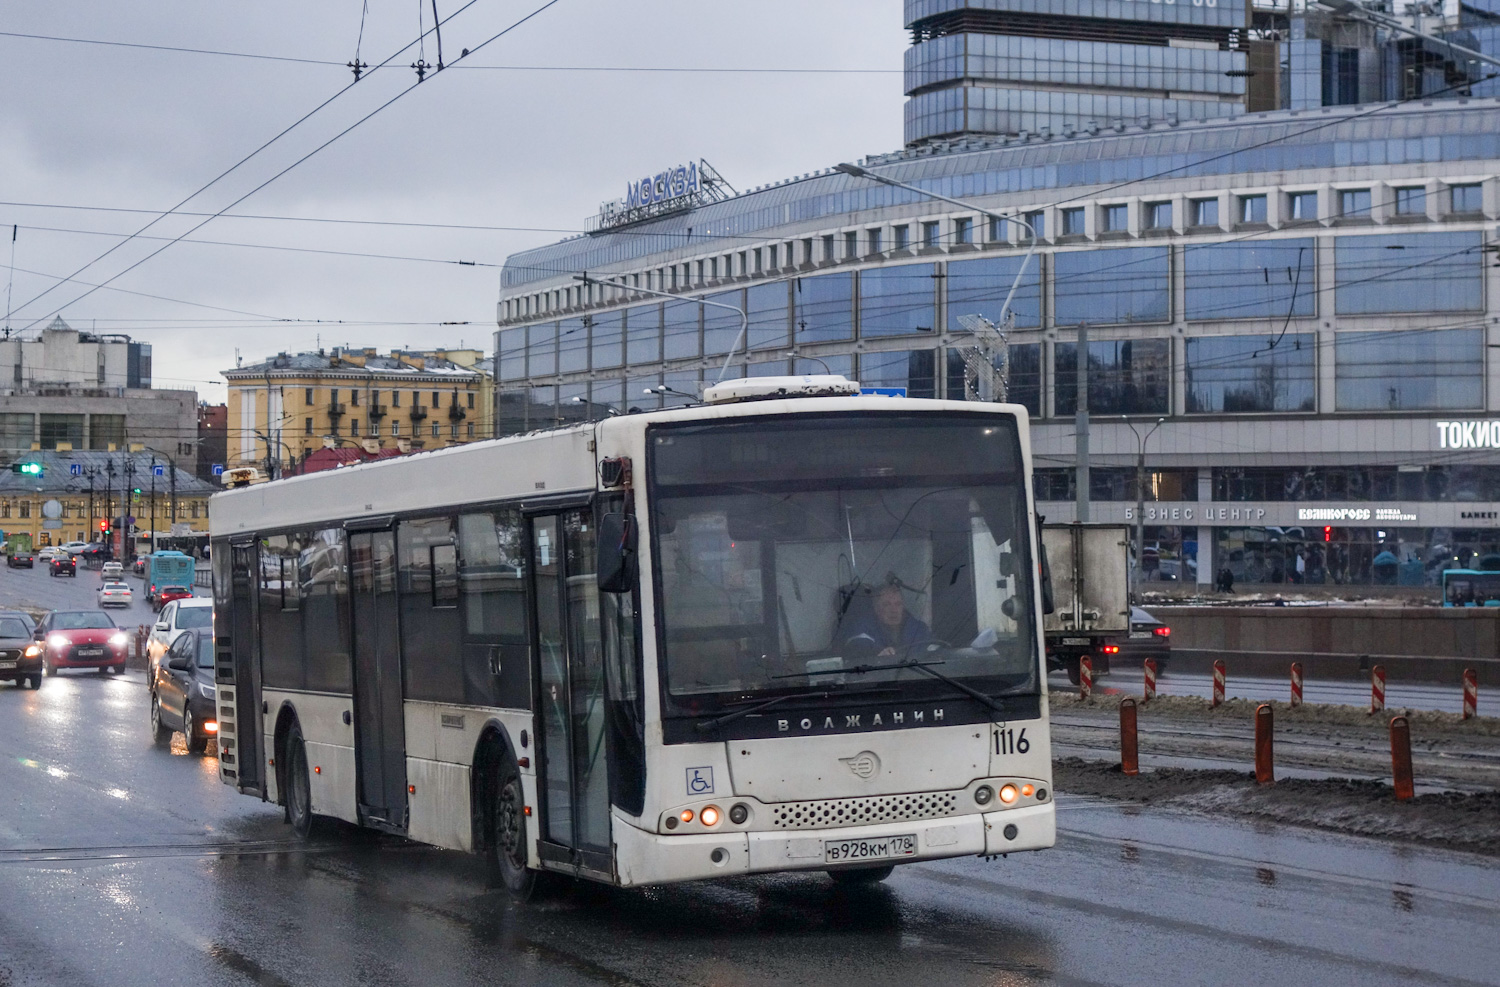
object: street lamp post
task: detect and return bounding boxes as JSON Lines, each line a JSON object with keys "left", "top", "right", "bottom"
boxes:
{"left": 573, "top": 273, "right": 749, "bottom": 388}
{"left": 1123, "top": 415, "right": 1167, "bottom": 595}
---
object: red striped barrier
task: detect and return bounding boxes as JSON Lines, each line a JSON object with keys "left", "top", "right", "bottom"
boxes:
{"left": 1119, "top": 698, "right": 1139, "bottom": 776}
{"left": 1210, "top": 659, "right": 1225, "bottom": 709}
{"left": 1079, "top": 656, "right": 1093, "bottom": 700}
{"left": 1142, "top": 658, "right": 1157, "bottom": 702}
{"left": 1370, "top": 664, "right": 1386, "bottom": 716}
{"left": 1289, "top": 662, "right": 1303, "bottom": 707}
{"left": 1254, "top": 704, "right": 1274, "bottom": 785}
{"left": 1390, "top": 716, "right": 1414, "bottom": 801}
{"left": 1462, "top": 668, "right": 1478, "bottom": 720}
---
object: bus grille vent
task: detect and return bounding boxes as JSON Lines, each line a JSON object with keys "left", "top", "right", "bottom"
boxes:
{"left": 771, "top": 791, "right": 959, "bottom": 830}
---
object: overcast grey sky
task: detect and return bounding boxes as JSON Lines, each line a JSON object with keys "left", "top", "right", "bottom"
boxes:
{"left": 0, "top": 1, "right": 905, "bottom": 402}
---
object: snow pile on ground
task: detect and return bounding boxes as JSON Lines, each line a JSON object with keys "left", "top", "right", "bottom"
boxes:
{"left": 1055, "top": 758, "right": 1500, "bottom": 857}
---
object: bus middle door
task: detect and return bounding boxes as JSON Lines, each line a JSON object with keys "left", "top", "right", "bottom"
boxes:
{"left": 348, "top": 528, "right": 408, "bottom": 830}
{"left": 529, "top": 510, "right": 611, "bottom": 876}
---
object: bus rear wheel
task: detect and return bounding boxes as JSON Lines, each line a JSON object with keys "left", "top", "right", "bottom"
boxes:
{"left": 489, "top": 764, "right": 536, "bottom": 898}
{"left": 828, "top": 865, "right": 895, "bottom": 886}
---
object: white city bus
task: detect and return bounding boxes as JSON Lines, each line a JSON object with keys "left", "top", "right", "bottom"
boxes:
{"left": 209, "top": 376, "right": 1055, "bottom": 892}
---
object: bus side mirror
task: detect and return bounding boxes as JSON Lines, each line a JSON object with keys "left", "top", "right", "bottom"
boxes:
{"left": 596, "top": 513, "right": 637, "bottom": 594}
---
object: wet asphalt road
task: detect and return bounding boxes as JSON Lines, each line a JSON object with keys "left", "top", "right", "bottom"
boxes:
{"left": 1, "top": 587, "right": 1498, "bottom": 984}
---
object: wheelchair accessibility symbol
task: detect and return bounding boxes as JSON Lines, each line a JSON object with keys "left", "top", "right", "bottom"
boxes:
{"left": 686, "top": 767, "right": 714, "bottom": 796}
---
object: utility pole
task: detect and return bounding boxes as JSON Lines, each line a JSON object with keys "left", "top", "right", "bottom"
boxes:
{"left": 103, "top": 460, "right": 116, "bottom": 558}
{"left": 122, "top": 458, "right": 137, "bottom": 558}
{"left": 149, "top": 454, "right": 157, "bottom": 554}
{"left": 1075, "top": 322, "right": 1090, "bottom": 524}
{"left": 1125, "top": 416, "right": 1167, "bottom": 596}
{"left": 169, "top": 460, "right": 178, "bottom": 528}
{"left": 85, "top": 468, "right": 97, "bottom": 542}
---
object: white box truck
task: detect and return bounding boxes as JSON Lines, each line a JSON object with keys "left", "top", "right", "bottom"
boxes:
{"left": 1042, "top": 523, "right": 1131, "bottom": 684}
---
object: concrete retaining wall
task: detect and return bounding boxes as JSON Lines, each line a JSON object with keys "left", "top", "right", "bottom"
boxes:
{"left": 1152, "top": 606, "right": 1500, "bottom": 682}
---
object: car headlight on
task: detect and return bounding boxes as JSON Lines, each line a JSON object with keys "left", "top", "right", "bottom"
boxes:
{"left": 109, "top": 632, "right": 129, "bottom": 648}
{"left": 24, "top": 644, "right": 40, "bottom": 657}
{"left": 198, "top": 682, "right": 216, "bottom": 700}
{"left": 47, "top": 634, "right": 69, "bottom": 649}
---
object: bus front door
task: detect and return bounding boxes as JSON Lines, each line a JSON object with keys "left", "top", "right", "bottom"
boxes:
{"left": 530, "top": 511, "right": 612, "bottom": 875}
{"left": 349, "top": 530, "right": 408, "bottom": 829}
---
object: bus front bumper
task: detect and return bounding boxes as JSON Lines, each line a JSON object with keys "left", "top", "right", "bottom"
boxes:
{"left": 611, "top": 803, "right": 1056, "bottom": 886}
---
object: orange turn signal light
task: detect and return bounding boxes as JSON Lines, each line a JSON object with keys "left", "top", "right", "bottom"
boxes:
{"left": 999, "top": 784, "right": 1019, "bottom": 804}
{"left": 679, "top": 809, "right": 694, "bottom": 824}
{"left": 1021, "top": 784, "right": 1034, "bottom": 797}
{"left": 313, "top": 766, "right": 321, "bottom": 774}
{"left": 408, "top": 784, "right": 416, "bottom": 794}
{"left": 523, "top": 805, "right": 532, "bottom": 816}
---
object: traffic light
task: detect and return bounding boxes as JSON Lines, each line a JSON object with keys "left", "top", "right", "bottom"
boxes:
{"left": 10, "top": 462, "right": 41, "bottom": 476}
{"left": 99, "top": 519, "right": 109, "bottom": 533}
{"left": 1324, "top": 526, "right": 1333, "bottom": 542}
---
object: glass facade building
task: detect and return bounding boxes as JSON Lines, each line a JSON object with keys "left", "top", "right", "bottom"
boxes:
{"left": 497, "top": 97, "right": 1500, "bottom": 591}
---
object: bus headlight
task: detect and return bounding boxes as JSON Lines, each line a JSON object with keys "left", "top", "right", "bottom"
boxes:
{"left": 699, "top": 805, "right": 721, "bottom": 827}
{"left": 999, "top": 784, "right": 1019, "bottom": 804}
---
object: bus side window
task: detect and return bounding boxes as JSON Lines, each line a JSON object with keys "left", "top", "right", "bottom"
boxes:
{"left": 457, "top": 510, "right": 531, "bottom": 710}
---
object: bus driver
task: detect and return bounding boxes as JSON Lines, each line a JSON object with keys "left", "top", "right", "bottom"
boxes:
{"left": 844, "top": 582, "right": 931, "bottom": 657}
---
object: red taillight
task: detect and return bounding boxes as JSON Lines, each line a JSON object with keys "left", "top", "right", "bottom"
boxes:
{"left": 1154, "top": 626, "right": 1171, "bottom": 637}
{"left": 1102, "top": 644, "right": 1120, "bottom": 654}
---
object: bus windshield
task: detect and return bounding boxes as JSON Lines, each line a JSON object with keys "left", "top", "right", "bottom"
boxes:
{"left": 650, "top": 413, "right": 1038, "bottom": 712}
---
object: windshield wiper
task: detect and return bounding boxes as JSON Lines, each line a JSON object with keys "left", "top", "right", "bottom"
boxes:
{"left": 694, "top": 691, "right": 835, "bottom": 733}
{"left": 786, "top": 658, "right": 1009, "bottom": 715}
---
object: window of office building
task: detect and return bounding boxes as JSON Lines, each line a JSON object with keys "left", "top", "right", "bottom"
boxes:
{"left": 1101, "top": 204, "right": 1129, "bottom": 233}
{"left": 1184, "top": 238, "right": 1315, "bottom": 320}
{"left": 1145, "top": 202, "right": 1172, "bottom": 229}
{"left": 89, "top": 414, "right": 126, "bottom": 450}
{"left": 662, "top": 299, "right": 700, "bottom": 360}
{"left": 860, "top": 349, "right": 936, "bottom": 398}
{"left": 946, "top": 255, "right": 1042, "bottom": 331}
{"left": 498, "top": 326, "right": 526, "bottom": 380}
{"left": 1054, "top": 338, "right": 1170, "bottom": 416}
{"left": 1334, "top": 326, "right": 1482, "bottom": 411}
{"left": 747, "top": 281, "right": 790, "bottom": 350}
{"left": 859, "top": 264, "right": 937, "bottom": 337}
{"left": 704, "top": 290, "right": 744, "bottom": 357}
{"left": 1033, "top": 467, "right": 1198, "bottom": 505}
{"left": 39, "top": 414, "right": 84, "bottom": 450}
{"left": 1025, "top": 210, "right": 1045, "bottom": 240}
{"left": 893, "top": 225, "right": 910, "bottom": 250}
{"left": 1450, "top": 184, "right": 1483, "bottom": 213}
{"left": 1288, "top": 191, "right": 1318, "bottom": 221}
{"left": 1191, "top": 199, "right": 1219, "bottom": 226}
{"left": 822, "top": 234, "right": 836, "bottom": 261}
{"left": 625, "top": 306, "right": 660, "bottom": 365}
{"left": 867, "top": 228, "right": 882, "bottom": 254}
{"left": 1185, "top": 334, "right": 1316, "bottom": 413}
{"left": 557, "top": 318, "right": 589, "bottom": 373}
{"left": 922, "top": 222, "right": 941, "bottom": 248}
{"left": 844, "top": 231, "right": 859, "bottom": 259}
{"left": 1238, "top": 194, "right": 1267, "bottom": 224}
{"left": 793, "top": 273, "right": 855, "bottom": 343}
{"left": 1339, "top": 188, "right": 1371, "bottom": 217}
{"left": 527, "top": 322, "right": 557, "bottom": 377}
{"left": 1334, "top": 231, "right": 1482, "bottom": 314}
{"left": 1394, "top": 186, "right": 1426, "bottom": 215}
{"left": 953, "top": 217, "right": 973, "bottom": 244}
{"left": 1054, "top": 246, "right": 1170, "bottom": 326}
{"left": 590, "top": 310, "right": 623, "bottom": 370}
{"left": 1060, "top": 207, "right": 1086, "bottom": 236}
{"left": 946, "top": 342, "right": 1041, "bottom": 415}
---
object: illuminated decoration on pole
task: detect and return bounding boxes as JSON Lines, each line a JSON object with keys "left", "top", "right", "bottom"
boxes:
{"left": 588, "top": 159, "right": 736, "bottom": 233}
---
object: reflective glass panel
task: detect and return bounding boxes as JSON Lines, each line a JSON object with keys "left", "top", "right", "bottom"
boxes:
{"left": 1055, "top": 338, "right": 1171, "bottom": 415}
{"left": 747, "top": 282, "right": 791, "bottom": 351}
{"left": 860, "top": 349, "right": 937, "bottom": 398}
{"left": 947, "top": 255, "right": 1042, "bottom": 331}
{"left": 625, "top": 306, "right": 660, "bottom": 366}
{"left": 1334, "top": 327, "right": 1483, "bottom": 411}
{"left": 663, "top": 299, "right": 700, "bottom": 360}
{"left": 590, "top": 311, "right": 623, "bottom": 370}
{"left": 1334, "top": 231, "right": 1482, "bottom": 314}
{"left": 860, "top": 264, "right": 937, "bottom": 337}
{"left": 794, "top": 273, "right": 855, "bottom": 343}
{"left": 557, "top": 318, "right": 589, "bottom": 373}
{"left": 1185, "top": 334, "right": 1316, "bottom": 413}
{"left": 1054, "top": 246, "right": 1170, "bottom": 325}
{"left": 527, "top": 322, "right": 557, "bottom": 377}
{"left": 1184, "top": 238, "right": 1315, "bottom": 320}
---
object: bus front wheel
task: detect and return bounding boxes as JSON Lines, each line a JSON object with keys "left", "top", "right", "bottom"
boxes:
{"left": 489, "top": 763, "right": 536, "bottom": 898}
{"left": 285, "top": 725, "right": 314, "bottom": 838}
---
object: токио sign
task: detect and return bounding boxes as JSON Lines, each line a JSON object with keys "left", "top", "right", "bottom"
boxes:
{"left": 1436, "top": 420, "right": 1500, "bottom": 449}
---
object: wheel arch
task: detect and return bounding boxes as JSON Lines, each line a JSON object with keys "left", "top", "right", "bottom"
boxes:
{"left": 469, "top": 720, "right": 519, "bottom": 855}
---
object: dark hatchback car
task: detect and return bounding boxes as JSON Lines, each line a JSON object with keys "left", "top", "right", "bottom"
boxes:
{"left": 1118, "top": 605, "right": 1172, "bottom": 670}
{"left": 6, "top": 549, "right": 34, "bottom": 569}
{"left": 150, "top": 629, "right": 217, "bottom": 754}
{"left": 50, "top": 555, "right": 76, "bottom": 577}
{"left": 0, "top": 614, "right": 42, "bottom": 688}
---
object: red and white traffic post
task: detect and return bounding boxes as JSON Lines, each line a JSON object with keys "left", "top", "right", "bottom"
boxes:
{"left": 1289, "top": 662, "right": 1303, "bottom": 707}
{"left": 1079, "top": 656, "right": 1094, "bottom": 700}
{"left": 1211, "top": 659, "right": 1226, "bottom": 709}
{"left": 1462, "top": 668, "right": 1478, "bottom": 720}
{"left": 1370, "top": 664, "right": 1386, "bottom": 715}
{"left": 1142, "top": 658, "right": 1157, "bottom": 702}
